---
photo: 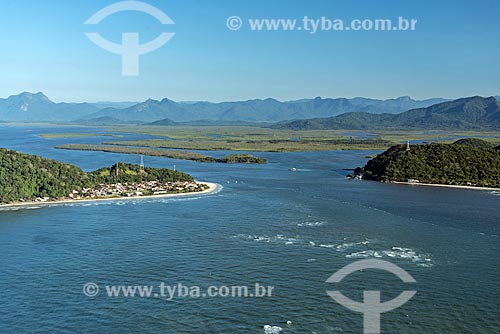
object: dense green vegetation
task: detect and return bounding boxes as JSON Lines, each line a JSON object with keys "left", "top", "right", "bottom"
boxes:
{"left": 216, "top": 154, "right": 267, "bottom": 164}
{"left": 55, "top": 144, "right": 267, "bottom": 164}
{"left": 453, "top": 138, "right": 495, "bottom": 149}
{"left": 92, "top": 163, "right": 193, "bottom": 184}
{"left": 0, "top": 148, "right": 91, "bottom": 203}
{"left": 0, "top": 148, "right": 193, "bottom": 204}
{"left": 357, "top": 139, "right": 500, "bottom": 188}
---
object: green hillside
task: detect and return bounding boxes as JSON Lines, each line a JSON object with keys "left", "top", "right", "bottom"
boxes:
{"left": 91, "top": 163, "right": 193, "bottom": 184}
{"left": 357, "top": 141, "right": 500, "bottom": 188}
{"left": 274, "top": 96, "right": 500, "bottom": 130}
{"left": 0, "top": 149, "right": 193, "bottom": 204}
{"left": 453, "top": 138, "right": 495, "bottom": 149}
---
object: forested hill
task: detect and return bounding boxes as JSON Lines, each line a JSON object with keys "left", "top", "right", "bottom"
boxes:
{"left": 274, "top": 96, "right": 500, "bottom": 130}
{"left": 0, "top": 149, "right": 193, "bottom": 203}
{"left": 357, "top": 139, "right": 500, "bottom": 188}
{"left": 0, "top": 149, "right": 91, "bottom": 203}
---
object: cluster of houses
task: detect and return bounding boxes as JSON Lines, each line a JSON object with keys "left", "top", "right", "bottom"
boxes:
{"left": 64, "top": 181, "right": 207, "bottom": 201}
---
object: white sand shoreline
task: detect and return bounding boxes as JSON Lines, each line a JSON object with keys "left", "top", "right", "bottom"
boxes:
{"left": 0, "top": 182, "right": 221, "bottom": 209}
{"left": 392, "top": 181, "right": 500, "bottom": 192}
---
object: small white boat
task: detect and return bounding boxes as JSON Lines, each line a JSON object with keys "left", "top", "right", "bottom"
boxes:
{"left": 289, "top": 167, "right": 297, "bottom": 172}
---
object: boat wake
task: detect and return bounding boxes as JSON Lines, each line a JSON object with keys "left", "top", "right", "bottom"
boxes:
{"left": 231, "top": 234, "right": 433, "bottom": 267}
{"left": 346, "top": 247, "right": 433, "bottom": 267}
{"left": 296, "top": 221, "right": 326, "bottom": 227}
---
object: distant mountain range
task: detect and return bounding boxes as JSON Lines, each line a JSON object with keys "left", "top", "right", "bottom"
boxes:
{"left": 83, "top": 96, "right": 449, "bottom": 123}
{"left": 88, "top": 101, "right": 139, "bottom": 110}
{"left": 0, "top": 92, "right": 499, "bottom": 128}
{"left": 0, "top": 92, "right": 99, "bottom": 122}
{"left": 273, "top": 96, "right": 500, "bottom": 130}
{"left": 0, "top": 92, "right": 452, "bottom": 123}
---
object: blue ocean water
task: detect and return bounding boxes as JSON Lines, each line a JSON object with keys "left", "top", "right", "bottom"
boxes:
{"left": 0, "top": 125, "right": 499, "bottom": 333}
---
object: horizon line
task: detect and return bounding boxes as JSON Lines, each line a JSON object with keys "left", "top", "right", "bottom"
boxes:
{"left": 2, "top": 91, "right": 499, "bottom": 104}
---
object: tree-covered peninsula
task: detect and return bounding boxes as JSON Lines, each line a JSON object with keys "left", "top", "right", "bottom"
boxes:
{"left": 0, "top": 148, "right": 205, "bottom": 204}
{"left": 354, "top": 139, "right": 500, "bottom": 188}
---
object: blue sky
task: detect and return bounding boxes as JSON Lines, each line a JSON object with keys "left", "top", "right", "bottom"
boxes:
{"left": 0, "top": 0, "right": 498, "bottom": 102}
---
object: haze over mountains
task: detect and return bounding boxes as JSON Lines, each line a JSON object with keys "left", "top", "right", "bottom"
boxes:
{"left": 0, "top": 92, "right": 499, "bottom": 130}
{"left": 0, "top": 92, "right": 450, "bottom": 123}
{"left": 274, "top": 96, "right": 500, "bottom": 130}
{"left": 0, "top": 92, "right": 99, "bottom": 122}
{"left": 84, "top": 96, "right": 449, "bottom": 123}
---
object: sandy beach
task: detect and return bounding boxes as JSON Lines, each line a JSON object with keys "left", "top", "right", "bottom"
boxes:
{"left": 0, "top": 182, "right": 221, "bottom": 209}
{"left": 392, "top": 181, "right": 500, "bottom": 192}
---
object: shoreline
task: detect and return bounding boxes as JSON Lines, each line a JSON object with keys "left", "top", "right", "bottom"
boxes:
{"left": 0, "top": 182, "right": 221, "bottom": 209}
{"left": 392, "top": 181, "right": 500, "bottom": 192}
